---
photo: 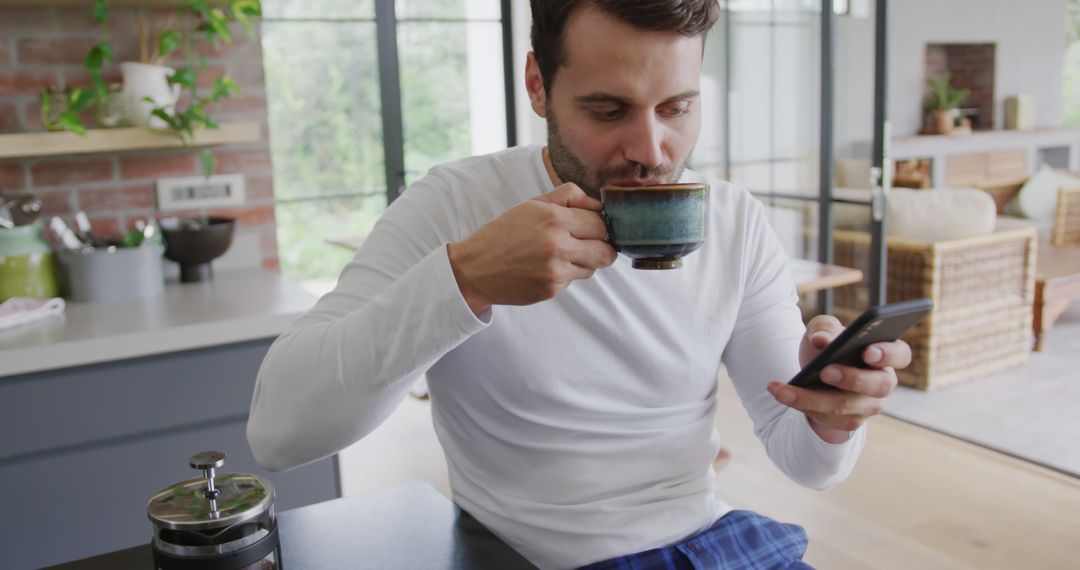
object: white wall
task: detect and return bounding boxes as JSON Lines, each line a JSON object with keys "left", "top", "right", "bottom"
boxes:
{"left": 888, "top": 0, "right": 1068, "bottom": 136}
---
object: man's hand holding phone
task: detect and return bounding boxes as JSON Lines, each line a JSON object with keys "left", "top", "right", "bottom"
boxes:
{"left": 766, "top": 314, "right": 915, "bottom": 444}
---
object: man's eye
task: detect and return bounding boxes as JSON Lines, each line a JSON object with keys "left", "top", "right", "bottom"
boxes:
{"left": 589, "top": 107, "right": 625, "bottom": 121}
{"left": 661, "top": 104, "right": 691, "bottom": 118}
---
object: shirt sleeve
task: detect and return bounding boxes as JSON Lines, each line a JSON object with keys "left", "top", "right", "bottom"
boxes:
{"left": 247, "top": 172, "right": 493, "bottom": 472}
{"left": 721, "top": 195, "right": 866, "bottom": 491}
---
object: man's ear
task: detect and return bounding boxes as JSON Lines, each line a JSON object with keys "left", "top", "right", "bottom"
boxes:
{"left": 525, "top": 52, "right": 547, "bottom": 119}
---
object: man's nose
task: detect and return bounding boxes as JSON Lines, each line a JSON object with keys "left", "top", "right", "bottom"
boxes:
{"left": 622, "top": 115, "right": 663, "bottom": 170}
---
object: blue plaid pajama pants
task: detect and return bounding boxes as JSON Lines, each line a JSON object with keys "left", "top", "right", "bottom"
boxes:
{"left": 579, "top": 510, "right": 813, "bottom": 570}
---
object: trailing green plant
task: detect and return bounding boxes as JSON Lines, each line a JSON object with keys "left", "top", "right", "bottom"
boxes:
{"left": 924, "top": 72, "right": 970, "bottom": 112}
{"left": 42, "top": 0, "right": 262, "bottom": 177}
{"left": 40, "top": 87, "right": 96, "bottom": 134}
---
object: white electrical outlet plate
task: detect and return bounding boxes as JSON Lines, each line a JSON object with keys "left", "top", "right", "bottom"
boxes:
{"left": 155, "top": 174, "right": 247, "bottom": 211}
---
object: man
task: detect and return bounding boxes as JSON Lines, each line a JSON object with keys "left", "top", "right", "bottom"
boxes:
{"left": 248, "top": 1, "right": 911, "bottom": 568}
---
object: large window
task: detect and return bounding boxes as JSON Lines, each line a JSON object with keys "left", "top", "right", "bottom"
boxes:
{"left": 262, "top": 0, "right": 514, "bottom": 281}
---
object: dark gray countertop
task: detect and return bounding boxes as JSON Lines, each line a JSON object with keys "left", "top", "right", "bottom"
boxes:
{"left": 46, "top": 481, "right": 537, "bottom": 570}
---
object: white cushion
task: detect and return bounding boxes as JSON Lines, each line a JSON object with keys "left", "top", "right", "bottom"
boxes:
{"left": 1005, "top": 164, "right": 1080, "bottom": 226}
{"left": 888, "top": 188, "right": 996, "bottom": 242}
{"left": 831, "top": 187, "right": 997, "bottom": 242}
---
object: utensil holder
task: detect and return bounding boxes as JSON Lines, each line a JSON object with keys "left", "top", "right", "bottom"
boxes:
{"left": 58, "top": 244, "right": 165, "bottom": 303}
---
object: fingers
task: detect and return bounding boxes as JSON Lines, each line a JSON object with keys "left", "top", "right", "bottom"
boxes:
{"left": 535, "top": 183, "right": 603, "bottom": 211}
{"left": 819, "top": 364, "right": 897, "bottom": 398}
{"left": 863, "top": 340, "right": 912, "bottom": 369}
{"left": 768, "top": 381, "right": 884, "bottom": 418}
{"left": 805, "top": 314, "right": 842, "bottom": 349}
{"left": 565, "top": 207, "right": 609, "bottom": 241}
{"left": 566, "top": 262, "right": 598, "bottom": 282}
{"left": 566, "top": 239, "right": 618, "bottom": 270}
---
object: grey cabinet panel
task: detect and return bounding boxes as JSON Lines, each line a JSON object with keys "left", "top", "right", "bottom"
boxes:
{"left": 0, "top": 339, "right": 339, "bottom": 570}
{"left": 0, "top": 417, "right": 336, "bottom": 570}
{"left": 0, "top": 341, "right": 270, "bottom": 459}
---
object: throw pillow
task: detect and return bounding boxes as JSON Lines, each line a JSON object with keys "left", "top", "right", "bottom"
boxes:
{"left": 1005, "top": 164, "right": 1080, "bottom": 227}
{"left": 887, "top": 188, "right": 997, "bottom": 242}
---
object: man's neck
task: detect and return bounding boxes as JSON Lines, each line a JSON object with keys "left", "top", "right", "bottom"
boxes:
{"left": 542, "top": 146, "right": 563, "bottom": 187}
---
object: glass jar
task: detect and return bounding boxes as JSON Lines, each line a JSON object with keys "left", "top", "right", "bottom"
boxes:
{"left": 0, "top": 221, "right": 60, "bottom": 302}
{"left": 40, "top": 88, "right": 68, "bottom": 131}
{"left": 147, "top": 451, "right": 282, "bottom": 570}
{"left": 96, "top": 83, "right": 127, "bottom": 128}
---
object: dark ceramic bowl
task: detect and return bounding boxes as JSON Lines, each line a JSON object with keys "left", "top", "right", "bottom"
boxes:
{"left": 600, "top": 183, "right": 709, "bottom": 270}
{"left": 159, "top": 216, "right": 236, "bottom": 282}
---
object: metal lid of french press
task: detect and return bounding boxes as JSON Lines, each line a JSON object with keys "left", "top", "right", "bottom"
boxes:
{"left": 147, "top": 451, "right": 275, "bottom": 532}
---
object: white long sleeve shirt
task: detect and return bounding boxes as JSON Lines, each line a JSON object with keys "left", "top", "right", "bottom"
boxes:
{"left": 247, "top": 145, "right": 866, "bottom": 569}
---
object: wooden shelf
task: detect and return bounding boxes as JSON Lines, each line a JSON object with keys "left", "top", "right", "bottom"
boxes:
{"left": 0, "top": 122, "right": 261, "bottom": 160}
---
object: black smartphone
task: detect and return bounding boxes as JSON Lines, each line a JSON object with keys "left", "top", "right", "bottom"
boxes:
{"left": 788, "top": 298, "right": 933, "bottom": 389}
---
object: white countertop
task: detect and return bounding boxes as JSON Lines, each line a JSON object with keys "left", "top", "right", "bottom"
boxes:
{"left": 0, "top": 269, "right": 318, "bottom": 378}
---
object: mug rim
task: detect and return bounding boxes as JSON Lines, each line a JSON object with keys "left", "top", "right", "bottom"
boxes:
{"left": 601, "top": 182, "right": 708, "bottom": 193}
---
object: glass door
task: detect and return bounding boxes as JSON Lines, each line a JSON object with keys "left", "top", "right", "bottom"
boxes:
{"left": 696, "top": 0, "right": 890, "bottom": 314}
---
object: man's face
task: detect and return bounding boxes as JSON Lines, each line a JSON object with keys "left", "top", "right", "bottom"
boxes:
{"left": 527, "top": 6, "right": 704, "bottom": 198}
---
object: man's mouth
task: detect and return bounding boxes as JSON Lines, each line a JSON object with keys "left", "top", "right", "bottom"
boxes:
{"left": 608, "top": 179, "right": 663, "bottom": 187}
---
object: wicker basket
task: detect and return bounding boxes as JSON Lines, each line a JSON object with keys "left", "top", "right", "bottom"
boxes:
{"left": 832, "top": 226, "right": 1037, "bottom": 390}
{"left": 1053, "top": 187, "right": 1080, "bottom": 246}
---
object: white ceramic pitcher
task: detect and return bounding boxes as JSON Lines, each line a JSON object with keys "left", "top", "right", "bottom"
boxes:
{"left": 120, "top": 62, "right": 181, "bottom": 129}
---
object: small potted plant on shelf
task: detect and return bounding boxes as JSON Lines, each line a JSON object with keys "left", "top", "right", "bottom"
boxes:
{"left": 924, "top": 72, "right": 970, "bottom": 136}
{"left": 44, "top": 0, "right": 262, "bottom": 176}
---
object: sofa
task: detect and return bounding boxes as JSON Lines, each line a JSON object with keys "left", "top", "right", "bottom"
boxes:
{"left": 829, "top": 187, "right": 1037, "bottom": 390}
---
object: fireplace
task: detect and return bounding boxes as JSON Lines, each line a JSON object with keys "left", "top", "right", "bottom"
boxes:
{"left": 925, "top": 43, "right": 996, "bottom": 130}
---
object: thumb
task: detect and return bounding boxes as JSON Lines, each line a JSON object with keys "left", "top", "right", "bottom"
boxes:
{"left": 535, "top": 183, "right": 603, "bottom": 211}
{"left": 805, "top": 314, "right": 842, "bottom": 349}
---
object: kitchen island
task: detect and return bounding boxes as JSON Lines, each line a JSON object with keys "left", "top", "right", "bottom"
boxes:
{"left": 0, "top": 269, "right": 335, "bottom": 570}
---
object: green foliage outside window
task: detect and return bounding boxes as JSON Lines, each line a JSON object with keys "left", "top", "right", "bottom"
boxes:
{"left": 263, "top": 0, "right": 495, "bottom": 281}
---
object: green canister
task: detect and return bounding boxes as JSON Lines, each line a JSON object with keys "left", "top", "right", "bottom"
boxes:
{"left": 0, "top": 222, "right": 60, "bottom": 302}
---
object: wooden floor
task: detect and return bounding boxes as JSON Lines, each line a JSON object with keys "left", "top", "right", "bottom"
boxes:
{"left": 338, "top": 379, "right": 1080, "bottom": 569}
{"left": 710, "top": 379, "right": 1080, "bottom": 569}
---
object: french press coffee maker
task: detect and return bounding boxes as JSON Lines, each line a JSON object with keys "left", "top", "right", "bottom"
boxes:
{"left": 146, "top": 451, "right": 282, "bottom": 570}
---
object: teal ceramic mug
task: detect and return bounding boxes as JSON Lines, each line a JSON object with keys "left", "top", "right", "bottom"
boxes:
{"left": 600, "top": 182, "right": 709, "bottom": 270}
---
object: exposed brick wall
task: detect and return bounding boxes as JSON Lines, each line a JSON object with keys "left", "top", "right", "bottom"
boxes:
{"left": 924, "top": 43, "right": 996, "bottom": 131}
{"left": 0, "top": 5, "right": 278, "bottom": 271}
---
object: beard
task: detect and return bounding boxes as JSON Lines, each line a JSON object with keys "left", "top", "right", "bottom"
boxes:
{"left": 546, "top": 104, "right": 688, "bottom": 199}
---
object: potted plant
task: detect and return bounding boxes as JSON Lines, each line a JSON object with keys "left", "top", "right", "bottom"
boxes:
{"left": 45, "top": 0, "right": 262, "bottom": 176}
{"left": 121, "top": 10, "right": 185, "bottom": 130}
{"left": 924, "top": 72, "right": 970, "bottom": 135}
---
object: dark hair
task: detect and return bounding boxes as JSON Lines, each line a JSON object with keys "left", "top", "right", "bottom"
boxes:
{"left": 530, "top": 0, "right": 720, "bottom": 93}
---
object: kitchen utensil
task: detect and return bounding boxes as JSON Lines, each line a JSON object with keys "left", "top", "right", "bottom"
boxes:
{"left": 146, "top": 450, "right": 282, "bottom": 570}
{"left": 142, "top": 217, "right": 159, "bottom": 245}
{"left": 48, "top": 216, "right": 85, "bottom": 251}
{"left": 73, "top": 211, "right": 96, "bottom": 246}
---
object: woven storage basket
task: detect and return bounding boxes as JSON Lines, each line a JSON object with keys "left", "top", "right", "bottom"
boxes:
{"left": 832, "top": 225, "right": 1037, "bottom": 390}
